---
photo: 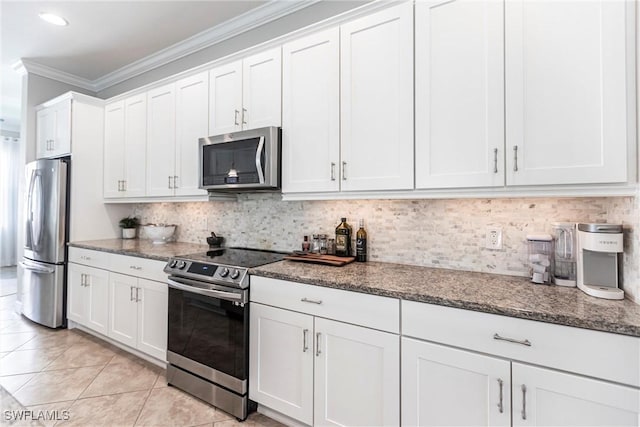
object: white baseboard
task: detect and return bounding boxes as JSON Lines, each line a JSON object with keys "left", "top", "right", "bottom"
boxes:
{"left": 256, "top": 405, "right": 309, "bottom": 427}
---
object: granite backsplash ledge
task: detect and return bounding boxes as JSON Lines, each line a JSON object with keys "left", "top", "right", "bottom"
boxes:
{"left": 133, "top": 193, "right": 640, "bottom": 303}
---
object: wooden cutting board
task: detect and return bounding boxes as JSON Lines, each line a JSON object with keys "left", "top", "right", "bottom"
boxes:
{"left": 284, "top": 253, "right": 355, "bottom": 266}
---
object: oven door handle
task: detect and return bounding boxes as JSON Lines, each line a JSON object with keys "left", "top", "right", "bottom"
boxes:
{"left": 167, "top": 278, "right": 242, "bottom": 302}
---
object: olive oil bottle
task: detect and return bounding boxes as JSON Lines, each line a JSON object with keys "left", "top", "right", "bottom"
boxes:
{"left": 335, "top": 218, "right": 352, "bottom": 257}
{"left": 356, "top": 219, "right": 367, "bottom": 262}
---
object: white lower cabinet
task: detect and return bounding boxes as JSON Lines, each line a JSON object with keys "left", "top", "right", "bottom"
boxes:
{"left": 108, "top": 273, "right": 168, "bottom": 361}
{"left": 512, "top": 363, "right": 639, "bottom": 427}
{"left": 249, "top": 277, "right": 400, "bottom": 426}
{"left": 402, "top": 338, "right": 511, "bottom": 427}
{"left": 67, "top": 262, "right": 109, "bottom": 335}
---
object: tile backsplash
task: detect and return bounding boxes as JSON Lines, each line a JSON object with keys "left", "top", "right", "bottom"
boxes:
{"left": 134, "top": 194, "right": 640, "bottom": 303}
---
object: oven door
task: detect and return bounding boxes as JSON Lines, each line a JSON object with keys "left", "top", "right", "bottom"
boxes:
{"left": 167, "top": 277, "right": 249, "bottom": 394}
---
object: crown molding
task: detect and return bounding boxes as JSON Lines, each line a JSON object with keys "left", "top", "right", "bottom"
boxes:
{"left": 15, "top": 1, "right": 319, "bottom": 93}
{"left": 18, "top": 59, "right": 96, "bottom": 92}
{"left": 92, "top": 0, "right": 320, "bottom": 91}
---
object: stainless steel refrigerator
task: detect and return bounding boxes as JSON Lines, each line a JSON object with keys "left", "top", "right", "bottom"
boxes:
{"left": 18, "top": 158, "right": 69, "bottom": 328}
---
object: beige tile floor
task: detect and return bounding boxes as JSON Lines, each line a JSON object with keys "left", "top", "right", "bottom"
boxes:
{"left": 0, "top": 292, "right": 284, "bottom": 427}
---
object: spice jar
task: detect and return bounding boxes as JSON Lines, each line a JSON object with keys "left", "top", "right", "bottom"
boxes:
{"left": 311, "top": 234, "right": 320, "bottom": 253}
{"left": 327, "top": 238, "right": 336, "bottom": 255}
{"left": 319, "top": 234, "right": 328, "bottom": 255}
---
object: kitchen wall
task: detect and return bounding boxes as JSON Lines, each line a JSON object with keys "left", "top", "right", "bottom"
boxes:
{"left": 134, "top": 193, "right": 640, "bottom": 303}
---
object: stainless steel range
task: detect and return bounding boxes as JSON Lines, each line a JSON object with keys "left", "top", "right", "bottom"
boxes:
{"left": 163, "top": 248, "right": 286, "bottom": 420}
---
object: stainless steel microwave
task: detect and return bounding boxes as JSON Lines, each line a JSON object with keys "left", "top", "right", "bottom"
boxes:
{"left": 199, "top": 127, "right": 281, "bottom": 192}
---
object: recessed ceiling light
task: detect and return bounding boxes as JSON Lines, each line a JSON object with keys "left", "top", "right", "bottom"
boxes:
{"left": 39, "top": 12, "right": 68, "bottom": 26}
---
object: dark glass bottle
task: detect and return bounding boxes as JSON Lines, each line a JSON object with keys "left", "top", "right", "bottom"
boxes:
{"left": 356, "top": 219, "right": 367, "bottom": 262}
{"left": 335, "top": 218, "right": 352, "bottom": 257}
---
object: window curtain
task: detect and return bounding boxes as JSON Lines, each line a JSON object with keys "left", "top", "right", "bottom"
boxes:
{"left": 0, "top": 136, "right": 20, "bottom": 267}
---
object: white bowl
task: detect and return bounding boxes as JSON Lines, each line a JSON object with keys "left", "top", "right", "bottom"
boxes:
{"left": 143, "top": 224, "right": 176, "bottom": 244}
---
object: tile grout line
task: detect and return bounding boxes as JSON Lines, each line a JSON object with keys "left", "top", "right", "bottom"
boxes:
{"left": 132, "top": 387, "right": 155, "bottom": 427}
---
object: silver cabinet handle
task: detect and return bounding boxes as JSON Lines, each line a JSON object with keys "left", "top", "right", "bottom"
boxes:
{"left": 493, "top": 333, "right": 531, "bottom": 347}
{"left": 123, "top": 180, "right": 127, "bottom": 191}
{"left": 234, "top": 109, "right": 239, "bottom": 126}
{"left": 130, "top": 286, "right": 135, "bottom": 301}
{"left": 85, "top": 274, "right": 90, "bottom": 287}
{"left": 493, "top": 148, "right": 498, "bottom": 173}
{"left": 80, "top": 255, "right": 91, "bottom": 261}
{"left": 80, "top": 273, "right": 85, "bottom": 286}
{"left": 50, "top": 139, "right": 55, "bottom": 150}
{"left": 242, "top": 108, "right": 247, "bottom": 125}
{"left": 301, "top": 297, "right": 322, "bottom": 305}
{"left": 521, "top": 384, "right": 527, "bottom": 420}
{"left": 173, "top": 176, "right": 179, "bottom": 189}
{"left": 330, "top": 162, "right": 336, "bottom": 181}
{"left": 303, "top": 329, "right": 309, "bottom": 352}
{"left": 168, "top": 176, "right": 172, "bottom": 189}
{"left": 117, "top": 180, "right": 121, "bottom": 191}
{"left": 513, "top": 145, "right": 519, "bottom": 172}
{"left": 129, "top": 266, "right": 142, "bottom": 271}
{"left": 497, "top": 378, "right": 504, "bottom": 414}
{"left": 135, "top": 287, "right": 140, "bottom": 302}
{"left": 342, "top": 161, "right": 347, "bottom": 180}
{"left": 315, "top": 332, "right": 321, "bottom": 357}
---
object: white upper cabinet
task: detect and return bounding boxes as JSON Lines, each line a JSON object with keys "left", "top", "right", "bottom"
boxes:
{"left": 103, "top": 94, "right": 147, "bottom": 198}
{"left": 340, "top": 3, "right": 414, "bottom": 192}
{"left": 146, "top": 83, "right": 176, "bottom": 197}
{"left": 209, "top": 47, "right": 281, "bottom": 135}
{"left": 209, "top": 61, "right": 243, "bottom": 135}
{"left": 415, "top": 0, "right": 505, "bottom": 189}
{"left": 103, "top": 101, "right": 126, "bottom": 198}
{"left": 175, "top": 72, "right": 208, "bottom": 197}
{"left": 505, "top": 0, "right": 629, "bottom": 186}
{"left": 36, "top": 99, "right": 72, "bottom": 159}
{"left": 282, "top": 28, "right": 340, "bottom": 193}
{"left": 242, "top": 48, "right": 282, "bottom": 130}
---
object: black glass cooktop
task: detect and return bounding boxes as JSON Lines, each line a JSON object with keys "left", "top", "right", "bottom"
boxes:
{"left": 179, "top": 247, "right": 287, "bottom": 268}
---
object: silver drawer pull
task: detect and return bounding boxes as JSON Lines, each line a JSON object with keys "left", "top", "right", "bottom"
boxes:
{"left": 493, "top": 333, "right": 531, "bottom": 347}
{"left": 303, "top": 329, "right": 309, "bottom": 352}
{"left": 80, "top": 255, "right": 91, "bottom": 260}
{"left": 315, "top": 332, "right": 321, "bottom": 357}
{"left": 497, "top": 378, "right": 504, "bottom": 414}
{"left": 301, "top": 297, "right": 322, "bottom": 305}
{"left": 129, "top": 266, "right": 142, "bottom": 270}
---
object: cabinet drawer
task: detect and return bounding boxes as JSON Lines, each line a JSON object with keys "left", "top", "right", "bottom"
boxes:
{"left": 68, "top": 247, "right": 109, "bottom": 269}
{"left": 109, "top": 253, "right": 167, "bottom": 283}
{"left": 402, "top": 301, "right": 640, "bottom": 388}
{"left": 250, "top": 276, "right": 399, "bottom": 333}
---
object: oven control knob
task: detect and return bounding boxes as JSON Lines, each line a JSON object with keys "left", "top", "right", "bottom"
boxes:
{"left": 177, "top": 261, "right": 187, "bottom": 270}
{"left": 230, "top": 269, "right": 240, "bottom": 280}
{"left": 219, "top": 267, "right": 229, "bottom": 277}
{"left": 169, "top": 260, "right": 178, "bottom": 269}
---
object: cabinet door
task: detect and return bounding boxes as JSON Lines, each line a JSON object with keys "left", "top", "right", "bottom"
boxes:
{"left": 340, "top": 3, "right": 414, "bottom": 191}
{"left": 505, "top": 0, "right": 629, "bottom": 185}
{"left": 50, "top": 99, "right": 72, "bottom": 157}
{"left": 124, "top": 94, "right": 147, "bottom": 197}
{"left": 314, "top": 318, "right": 399, "bottom": 427}
{"left": 402, "top": 338, "right": 511, "bottom": 427}
{"left": 36, "top": 107, "right": 55, "bottom": 159}
{"left": 175, "top": 72, "right": 208, "bottom": 197}
{"left": 282, "top": 28, "right": 340, "bottom": 193}
{"left": 136, "top": 279, "right": 168, "bottom": 361}
{"left": 85, "top": 266, "right": 109, "bottom": 335}
{"left": 209, "top": 61, "right": 242, "bottom": 135}
{"left": 415, "top": 0, "right": 504, "bottom": 189}
{"left": 242, "top": 48, "right": 282, "bottom": 130}
{"left": 108, "top": 272, "right": 138, "bottom": 348}
{"left": 67, "top": 263, "right": 87, "bottom": 324}
{"left": 104, "top": 101, "right": 126, "bottom": 198}
{"left": 146, "top": 83, "right": 176, "bottom": 197}
{"left": 512, "top": 363, "right": 639, "bottom": 426}
{"left": 249, "top": 303, "right": 314, "bottom": 425}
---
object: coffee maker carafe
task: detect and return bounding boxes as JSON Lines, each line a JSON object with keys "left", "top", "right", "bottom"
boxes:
{"left": 552, "top": 223, "right": 576, "bottom": 287}
{"left": 576, "top": 223, "right": 624, "bottom": 300}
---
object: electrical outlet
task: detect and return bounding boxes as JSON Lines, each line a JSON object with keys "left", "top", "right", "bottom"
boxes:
{"left": 485, "top": 227, "right": 503, "bottom": 250}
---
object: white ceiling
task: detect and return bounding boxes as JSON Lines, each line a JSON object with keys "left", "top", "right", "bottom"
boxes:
{"left": 0, "top": 0, "right": 279, "bottom": 133}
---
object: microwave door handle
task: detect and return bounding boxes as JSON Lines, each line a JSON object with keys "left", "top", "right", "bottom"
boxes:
{"left": 255, "top": 136, "right": 266, "bottom": 184}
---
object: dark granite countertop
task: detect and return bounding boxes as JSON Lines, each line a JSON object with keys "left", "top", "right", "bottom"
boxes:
{"left": 250, "top": 261, "right": 640, "bottom": 338}
{"left": 68, "top": 239, "right": 209, "bottom": 262}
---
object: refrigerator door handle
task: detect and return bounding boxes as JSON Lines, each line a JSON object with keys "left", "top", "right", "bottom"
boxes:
{"left": 30, "top": 172, "right": 45, "bottom": 250}
{"left": 19, "top": 261, "right": 55, "bottom": 274}
{"left": 25, "top": 169, "right": 36, "bottom": 251}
